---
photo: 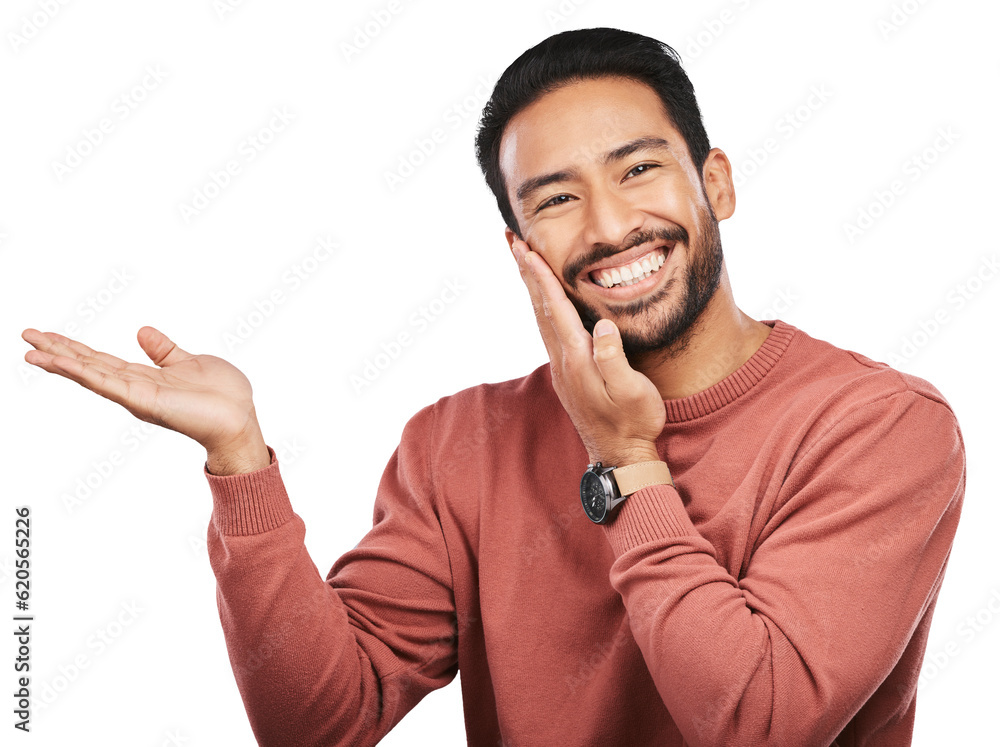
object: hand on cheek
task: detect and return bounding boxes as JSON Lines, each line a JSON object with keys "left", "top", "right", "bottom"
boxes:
{"left": 510, "top": 238, "right": 665, "bottom": 467}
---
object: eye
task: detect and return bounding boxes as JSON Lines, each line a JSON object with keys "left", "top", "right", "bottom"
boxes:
{"left": 536, "top": 194, "right": 574, "bottom": 213}
{"left": 625, "top": 163, "right": 659, "bottom": 180}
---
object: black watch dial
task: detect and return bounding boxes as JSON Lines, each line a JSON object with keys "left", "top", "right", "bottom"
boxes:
{"left": 580, "top": 470, "right": 608, "bottom": 523}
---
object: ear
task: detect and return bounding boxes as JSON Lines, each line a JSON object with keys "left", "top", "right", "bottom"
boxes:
{"left": 701, "top": 147, "right": 736, "bottom": 221}
{"left": 504, "top": 227, "right": 519, "bottom": 258}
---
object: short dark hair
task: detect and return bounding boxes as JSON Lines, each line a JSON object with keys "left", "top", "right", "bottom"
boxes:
{"left": 474, "top": 27, "right": 712, "bottom": 238}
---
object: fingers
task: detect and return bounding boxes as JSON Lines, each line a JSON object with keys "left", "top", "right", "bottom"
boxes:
{"left": 513, "top": 242, "right": 560, "bottom": 360}
{"left": 22, "top": 328, "right": 129, "bottom": 370}
{"left": 512, "top": 240, "right": 591, "bottom": 358}
{"left": 592, "top": 320, "right": 647, "bottom": 401}
{"left": 22, "top": 334, "right": 136, "bottom": 409}
{"left": 21, "top": 328, "right": 148, "bottom": 410}
{"left": 136, "top": 326, "right": 190, "bottom": 367}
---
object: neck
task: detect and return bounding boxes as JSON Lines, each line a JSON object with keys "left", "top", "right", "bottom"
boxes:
{"left": 631, "top": 268, "right": 773, "bottom": 400}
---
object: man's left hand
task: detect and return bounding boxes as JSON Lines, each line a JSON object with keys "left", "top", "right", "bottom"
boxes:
{"left": 512, "top": 239, "right": 666, "bottom": 467}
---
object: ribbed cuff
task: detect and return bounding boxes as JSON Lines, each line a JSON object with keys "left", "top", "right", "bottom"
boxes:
{"left": 203, "top": 445, "right": 295, "bottom": 536}
{"left": 603, "top": 483, "right": 699, "bottom": 556}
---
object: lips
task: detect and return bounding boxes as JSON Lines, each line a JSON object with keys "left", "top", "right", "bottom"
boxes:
{"left": 585, "top": 242, "right": 675, "bottom": 289}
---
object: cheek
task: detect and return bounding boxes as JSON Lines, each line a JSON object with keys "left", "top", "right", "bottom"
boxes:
{"left": 635, "top": 180, "right": 691, "bottom": 217}
{"left": 526, "top": 223, "right": 578, "bottom": 272}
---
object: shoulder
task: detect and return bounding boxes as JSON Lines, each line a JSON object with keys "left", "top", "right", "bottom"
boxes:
{"left": 775, "top": 321, "right": 956, "bottom": 417}
{"left": 771, "top": 321, "right": 963, "bottom": 458}
{"left": 418, "top": 363, "right": 570, "bottom": 456}
{"left": 395, "top": 363, "right": 577, "bottom": 524}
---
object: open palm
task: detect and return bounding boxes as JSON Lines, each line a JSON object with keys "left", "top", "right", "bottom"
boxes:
{"left": 22, "top": 325, "right": 260, "bottom": 456}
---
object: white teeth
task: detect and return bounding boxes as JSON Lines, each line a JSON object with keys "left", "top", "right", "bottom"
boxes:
{"left": 592, "top": 247, "right": 671, "bottom": 289}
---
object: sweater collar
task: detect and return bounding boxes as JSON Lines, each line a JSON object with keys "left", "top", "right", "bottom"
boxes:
{"left": 662, "top": 319, "right": 795, "bottom": 423}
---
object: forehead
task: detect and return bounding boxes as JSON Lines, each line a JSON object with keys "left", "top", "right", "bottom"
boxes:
{"left": 499, "top": 76, "right": 683, "bottom": 195}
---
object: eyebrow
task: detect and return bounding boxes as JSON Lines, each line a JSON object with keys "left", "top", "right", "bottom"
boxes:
{"left": 515, "top": 136, "right": 673, "bottom": 207}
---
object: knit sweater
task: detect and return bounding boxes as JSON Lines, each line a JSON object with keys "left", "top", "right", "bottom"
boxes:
{"left": 204, "top": 320, "right": 965, "bottom": 746}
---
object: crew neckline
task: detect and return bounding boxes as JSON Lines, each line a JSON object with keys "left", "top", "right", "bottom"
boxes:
{"left": 662, "top": 320, "right": 795, "bottom": 423}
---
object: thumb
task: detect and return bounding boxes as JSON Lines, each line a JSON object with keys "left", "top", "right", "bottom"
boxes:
{"left": 137, "top": 326, "right": 191, "bottom": 368}
{"left": 592, "top": 319, "right": 643, "bottom": 399}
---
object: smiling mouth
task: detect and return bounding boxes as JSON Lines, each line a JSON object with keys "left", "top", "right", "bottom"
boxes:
{"left": 588, "top": 246, "right": 671, "bottom": 289}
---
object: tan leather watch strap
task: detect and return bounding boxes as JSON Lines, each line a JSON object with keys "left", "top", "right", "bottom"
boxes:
{"left": 612, "top": 461, "right": 673, "bottom": 496}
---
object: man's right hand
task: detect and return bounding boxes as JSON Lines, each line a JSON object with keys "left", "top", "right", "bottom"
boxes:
{"left": 21, "top": 325, "right": 270, "bottom": 475}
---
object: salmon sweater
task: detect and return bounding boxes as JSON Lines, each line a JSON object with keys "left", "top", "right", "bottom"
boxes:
{"left": 203, "top": 320, "right": 965, "bottom": 746}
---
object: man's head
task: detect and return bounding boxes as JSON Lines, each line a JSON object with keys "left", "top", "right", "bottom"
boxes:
{"left": 474, "top": 28, "right": 735, "bottom": 358}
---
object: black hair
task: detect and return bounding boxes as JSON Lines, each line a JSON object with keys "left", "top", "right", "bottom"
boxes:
{"left": 474, "top": 27, "right": 711, "bottom": 238}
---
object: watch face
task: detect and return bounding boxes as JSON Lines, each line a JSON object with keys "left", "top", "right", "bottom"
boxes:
{"left": 580, "top": 471, "right": 607, "bottom": 522}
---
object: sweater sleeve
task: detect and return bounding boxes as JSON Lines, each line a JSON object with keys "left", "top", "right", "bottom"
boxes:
{"left": 602, "top": 389, "right": 965, "bottom": 746}
{"left": 204, "top": 403, "right": 458, "bottom": 747}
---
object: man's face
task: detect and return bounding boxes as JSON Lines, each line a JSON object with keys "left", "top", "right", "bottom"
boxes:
{"left": 500, "top": 76, "right": 728, "bottom": 358}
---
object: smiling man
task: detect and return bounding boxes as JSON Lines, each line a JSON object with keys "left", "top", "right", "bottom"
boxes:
{"left": 22, "top": 27, "right": 965, "bottom": 747}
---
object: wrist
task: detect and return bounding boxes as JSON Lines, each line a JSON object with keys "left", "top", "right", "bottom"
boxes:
{"left": 206, "top": 427, "right": 270, "bottom": 476}
{"left": 206, "top": 443, "right": 271, "bottom": 476}
{"left": 589, "top": 443, "right": 661, "bottom": 468}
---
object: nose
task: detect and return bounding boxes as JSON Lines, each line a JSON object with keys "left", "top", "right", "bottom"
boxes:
{"left": 580, "top": 182, "right": 645, "bottom": 250}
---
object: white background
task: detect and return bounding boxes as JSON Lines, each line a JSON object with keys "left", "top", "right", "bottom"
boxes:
{"left": 2, "top": 0, "right": 998, "bottom": 744}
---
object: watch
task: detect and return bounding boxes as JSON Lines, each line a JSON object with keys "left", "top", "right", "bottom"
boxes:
{"left": 580, "top": 460, "right": 674, "bottom": 524}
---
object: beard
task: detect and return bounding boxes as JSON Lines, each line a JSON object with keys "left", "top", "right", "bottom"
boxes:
{"left": 564, "top": 199, "right": 724, "bottom": 361}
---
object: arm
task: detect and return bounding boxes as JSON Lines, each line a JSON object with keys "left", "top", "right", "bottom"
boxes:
{"left": 20, "top": 327, "right": 457, "bottom": 746}
{"left": 505, "top": 245, "right": 964, "bottom": 743}
{"left": 206, "top": 404, "right": 458, "bottom": 747}
{"left": 602, "top": 390, "right": 965, "bottom": 745}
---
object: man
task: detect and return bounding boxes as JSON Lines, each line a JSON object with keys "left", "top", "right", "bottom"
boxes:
{"left": 22, "top": 27, "right": 964, "bottom": 747}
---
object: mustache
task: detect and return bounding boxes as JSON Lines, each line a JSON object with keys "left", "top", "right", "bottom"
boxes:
{"left": 563, "top": 225, "right": 689, "bottom": 285}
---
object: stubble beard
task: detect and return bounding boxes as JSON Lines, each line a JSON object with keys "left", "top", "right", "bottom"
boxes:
{"left": 570, "top": 202, "right": 724, "bottom": 362}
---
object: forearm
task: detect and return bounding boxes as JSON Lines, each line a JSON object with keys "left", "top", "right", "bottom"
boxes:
{"left": 601, "top": 393, "right": 965, "bottom": 747}
{"left": 205, "top": 449, "right": 416, "bottom": 746}
{"left": 203, "top": 407, "right": 458, "bottom": 746}
{"left": 604, "top": 485, "right": 802, "bottom": 745}
{"left": 205, "top": 413, "right": 270, "bottom": 476}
